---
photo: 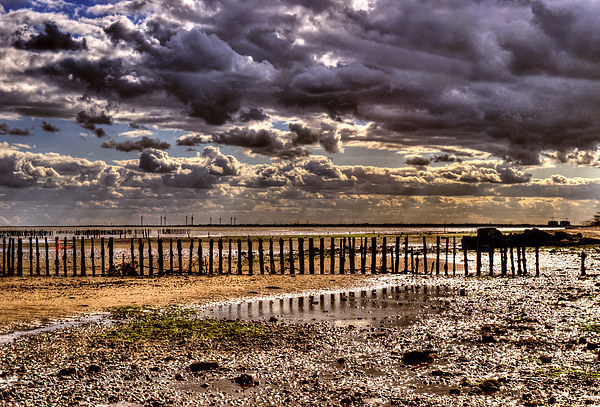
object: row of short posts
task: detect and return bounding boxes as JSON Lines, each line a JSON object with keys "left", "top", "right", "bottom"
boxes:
{"left": 0, "top": 235, "right": 414, "bottom": 277}
{"left": 0, "top": 234, "right": 587, "bottom": 278}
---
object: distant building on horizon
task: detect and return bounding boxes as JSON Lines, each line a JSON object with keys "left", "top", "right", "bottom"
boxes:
{"left": 548, "top": 219, "right": 570, "bottom": 227}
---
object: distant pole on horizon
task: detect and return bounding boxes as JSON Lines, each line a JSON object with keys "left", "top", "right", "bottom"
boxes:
{"left": 191, "top": 215, "right": 193, "bottom": 225}
{"left": 210, "top": 217, "right": 212, "bottom": 225}
{"left": 219, "top": 217, "right": 222, "bottom": 225}
{"left": 185, "top": 215, "right": 188, "bottom": 226}
{"left": 141, "top": 216, "right": 143, "bottom": 226}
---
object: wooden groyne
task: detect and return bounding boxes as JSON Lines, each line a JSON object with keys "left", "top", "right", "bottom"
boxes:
{"left": 0, "top": 229, "right": 591, "bottom": 278}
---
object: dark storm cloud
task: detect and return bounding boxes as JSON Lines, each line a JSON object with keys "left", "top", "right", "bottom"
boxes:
{"left": 14, "top": 22, "right": 87, "bottom": 52}
{"left": 405, "top": 156, "right": 431, "bottom": 167}
{"left": 76, "top": 111, "right": 111, "bottom": 130}
{"left": 7, "top": 0, "right": 600, "bottom": 167}
{"left": 41, "top": 121, "right": 59, "bottom": 132}
{"left": 0, "top": 123, "right": 30, "bottom": 136}
{"left": 101, "top": 136, "right": 171, "bottom": 152}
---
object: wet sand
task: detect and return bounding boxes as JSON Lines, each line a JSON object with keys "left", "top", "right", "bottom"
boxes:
{"left": 0, "top": 274, "right": 377, "bottom": 333}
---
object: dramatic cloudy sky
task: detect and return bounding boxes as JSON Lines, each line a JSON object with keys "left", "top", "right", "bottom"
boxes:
{"left": 1, "top": 0, "right": 600, "bottom": 225}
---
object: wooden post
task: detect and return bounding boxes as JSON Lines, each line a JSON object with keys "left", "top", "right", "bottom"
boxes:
{"left": 1, "top": 238, "right": 4, "bottom": 275}
{"left": 298, "top": 237, "right": 305, "bottom": 274}
{"left": 81, "top": 237, "right": 86, "bottom": 276}
{"left": 237, "top": 239, "right": 242, "bottom": 274}
{"left": 411, "top": 248, "right": 415, "bottom": 274}
{"left": 422, "top": 236, "right": 428, "bottom": 273}
{"left": 581, "top": 251, "right": 587, "bottom": 277}
{"left": 445, "top": 237, "right": 449, "bottom": 277}
{"left": 209, "top": 239, "right": 214, "bottom": 275}
{"left": 395, "top": 236, "right": 400, "bottom": 274}
{"left": 476, "top": 239, "right": 481, "bottom": 277}
{"left": 148, "top": 238, "right": 153, "bottom": 276}
{"left": 72, "top": 237, "right": 77, "bottom": 277}
{"left": 452, "top": 236, "right": 456, "bottom": 277}
{"left": 279, "top": 238, "right": 284, "bottom": 274}
{"left": 516, "top": 243, "right": 522, "bottom": 275}
{"left": 45, "top": 237, "right": 49, "bottom": 277}
{"left": 29, "top": 237, "right": 33, "bottom": 277}
{"left": 169, "top": 239, "right": 174, "bottom": 274}
{"left": 349, "top": 237, "right": 356, "bottom": 274}
{"left": 101, "top": 237, "right": 105, "bottom": 276}
{"left": 339, "top": 237, "right": 345, "bottom": 274}
{"left": 258, "top": 238, "right": 264, "bottom": 275}
{"left": 108, "top": 237, "right": 114, "bottom": 275}
{"left": 360, "top": 237, "right": 366, "bottom": 273}
{"left": 158, "top": 238, "right": 164, "bottom": 275}
{"left": 17, "top": 238, "right": 23, "bottom": 276}
{"left": 404, "top": 236, "right": 409, "bottom": 273}
{"left": 217, "top": 238, "right": 223, "bottom": 274}
{"left": 138, "top": 238, "right": 143, "bottom": 276}
{"left": 228, "top": 239, "right": 232, "bottom": 274}
{"left": 535, "top": 245, "right": 540, "bottom": 277}
{"left": 435, "top": 236, "right": 440, "bottom": 276}
{"left": 522, "top": 246, "right": 527, "bottom": 276}
{"left": 462, "top": 237, "right": 468, "bottom": 277}
{"left": 269, "top": 238, "right": 275, "bottom": 274}
{"left": 5, "top": 238, "right": 10, "bottom": 276}
{"left": 188, "top": 239, "right": 194, "bottom": 274}
{"left": 62, "top": 237, "right": 68, "bottom": 277}
{"left": 177, "top": 239, "right": 183, "bottom": 275}
{"left": 35, "top": 237, "right": 40, "bottom": 276}
{"left": 309, "top": 238, "right": 315, "bottom": 274}
{"left": 330, "top": 237, "right": 335, "bottom": 274}
{"left": 289, "top": 238, "right": 295, "bottom": 275}
{"left": 248, "top": 239, "right": 254, "bottom": 275}
{"left": 488, "top": 243, "right": 494, "bottom": 277}
{"left": 371, "top": 237, "right": 377, "bottom": 274}
{"left": 320, "top": 237, "right": 325, "bottom": 274}
{"left": 382, "top": 237, "right": 387, "bottom": 273}
{"left": 510, "top": 243, "right": 515, "bottom": 276}
{"left": 198, "top": 239, "right": 203, "bottom": 275}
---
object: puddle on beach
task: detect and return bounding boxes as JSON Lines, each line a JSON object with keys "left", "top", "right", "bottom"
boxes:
{"left": 0, "top": 314, "right": 106, "bottom": 346}
{"left": 199, "top": 284, "right": 457, "bottom": 328}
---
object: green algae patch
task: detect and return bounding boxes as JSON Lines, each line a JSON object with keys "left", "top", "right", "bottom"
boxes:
{"left": 103, "top": 307, "right": 264, "bottom": 342}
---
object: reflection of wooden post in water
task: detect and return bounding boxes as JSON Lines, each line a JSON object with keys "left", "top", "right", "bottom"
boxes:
{"left": 288, "top": 238, "right": 294, "bottom": 275}
{"left": 147, "top": 238, "right": 153, "bottom": 277}
{"left": 410, "top": 248, "right": 414, "bottom": 273}
{"left": 248, "top": 239, "right": 254, "bottom": 275}
{"left": 279, "top": 238, "right": 284, "bottom": 274}
{"left": 36, "top": 237, "right": 40, "bottom": 276}
{"left": 137, "top": 238, "right": 143, "bottom": 276}
{"left": 17, "top": 238, "right": 23, "bottom": 277}
{"left": 415, "top": 252, "right": 419, "bottom": 274}
{"left": 158, "top": 238, "right": 164, "bottom": 275}
{"left": 45, "top": 237, "right": 49, "bottom": 277}
{"left": 298, "top": 238, "right": 304, "bottom": 274}
{"left": 339, "top": 237, "right": 345, "bottom": 274}
{"left": 100, "top": 237, "right": 105, "bottom": 276}
{"left": 237, "top": 239, "right": 242, "bottom": 275}
{"left": 258, "top": 238, "right": 264, "bottom": 275}
{"left": 581, "top": 251, "right": 587, "bottom": 276}
{"left": 269, "top": 238, "right": 275, "bottom": 274}
{"left": 188, "top": 239, "right": 194, "bottom": 274}
{"left": 309, "top": 238, "right": 315, "bottom": 274}
{"left": 522, "top": 246, "right": 527, "bottom": 276}
{"left": 319, "top": 237, "right": 325, "bottom": 275}
{"left": 371, "top": 237, "right": 376, "bottom": 274}
{"left": 330, "top": 237, "right": 335, "bottom": 275}
{"left": 218, "top": 238, "right": 223, "bottom": 274}
{"left": 209, "top": 239, "right": 214, "bottom": 275}
{"left": 462, "top": 237, "right": 468, "bottom": 277}
{"left": 535, "top": 245, "right": 540, "bottom": 277}
{"left": 81, "top": 237, "right": 86, "bottom": 276}
{"left": 72, "top": 237, "right": 77, "bottom": 277}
